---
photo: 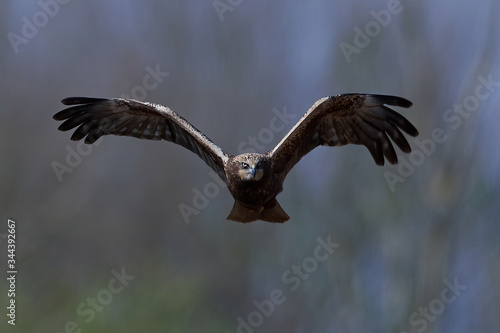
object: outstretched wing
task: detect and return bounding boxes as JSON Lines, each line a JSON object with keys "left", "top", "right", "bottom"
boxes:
{"left": 268, "top": 94, "right": 419, "bottom": 176}
{"left": 53, "top": 97, "right": 230, "bottom": 181}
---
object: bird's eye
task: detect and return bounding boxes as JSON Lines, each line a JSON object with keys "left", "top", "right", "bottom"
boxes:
{"left": 256, "top": 161, "right": 262, "bottom": 168}
{"left": 241, "top": 162, "right": 249, "bottom": 169}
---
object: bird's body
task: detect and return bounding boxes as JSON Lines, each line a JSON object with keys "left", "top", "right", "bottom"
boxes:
{"left": 224, "top": 153, "right": 288, "bottom": 222}
{"left": 53, "top": 93, "right": 419, "bottom": 223}
{"left": 225, "top": 154, "right": 275, "bottom": 205}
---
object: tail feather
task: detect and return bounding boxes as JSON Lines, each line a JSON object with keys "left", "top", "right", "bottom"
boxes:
{"left": 227, "top": 199, "right": 290, "bottom": 223}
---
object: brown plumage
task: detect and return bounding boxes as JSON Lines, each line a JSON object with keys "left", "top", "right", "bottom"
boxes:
{"left": 53, "top": 94, "right": 419, "bottom": 223}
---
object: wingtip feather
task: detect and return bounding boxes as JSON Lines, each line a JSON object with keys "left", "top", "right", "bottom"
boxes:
{"left": 61, "top": 97, "right": 109, "bottom": 105}
{"left": 367, "top": 94, "right": 413, "bottom": 108}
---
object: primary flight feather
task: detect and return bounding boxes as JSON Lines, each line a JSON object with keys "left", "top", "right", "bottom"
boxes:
{"left": 53, "top": 94, "right": 419, "bottom": 223}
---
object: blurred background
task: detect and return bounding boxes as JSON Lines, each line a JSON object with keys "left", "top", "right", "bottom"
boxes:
{"left": 1, "top": 0, "right": 499, "bottom": 332}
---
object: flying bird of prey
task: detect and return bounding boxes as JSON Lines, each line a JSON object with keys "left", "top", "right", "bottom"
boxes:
{"left": 53, "top": 94, "right": 419, "bottom": 223}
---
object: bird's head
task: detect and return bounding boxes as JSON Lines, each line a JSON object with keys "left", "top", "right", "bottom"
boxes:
{"left": 232, "top": 153, "right": 269, "bottom": 181}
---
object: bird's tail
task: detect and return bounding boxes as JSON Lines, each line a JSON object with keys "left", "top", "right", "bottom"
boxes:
{"left": 227, "top": 199, "right": 290, "bottom": 223}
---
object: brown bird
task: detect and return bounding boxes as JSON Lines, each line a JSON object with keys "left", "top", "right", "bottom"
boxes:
{"left": 53, "top": 94, "right": 419, "bottom": 223}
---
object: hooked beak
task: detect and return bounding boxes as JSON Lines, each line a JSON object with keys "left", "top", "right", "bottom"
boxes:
{"left": 250, "top": 167, "right": 256, "bottom": 177}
